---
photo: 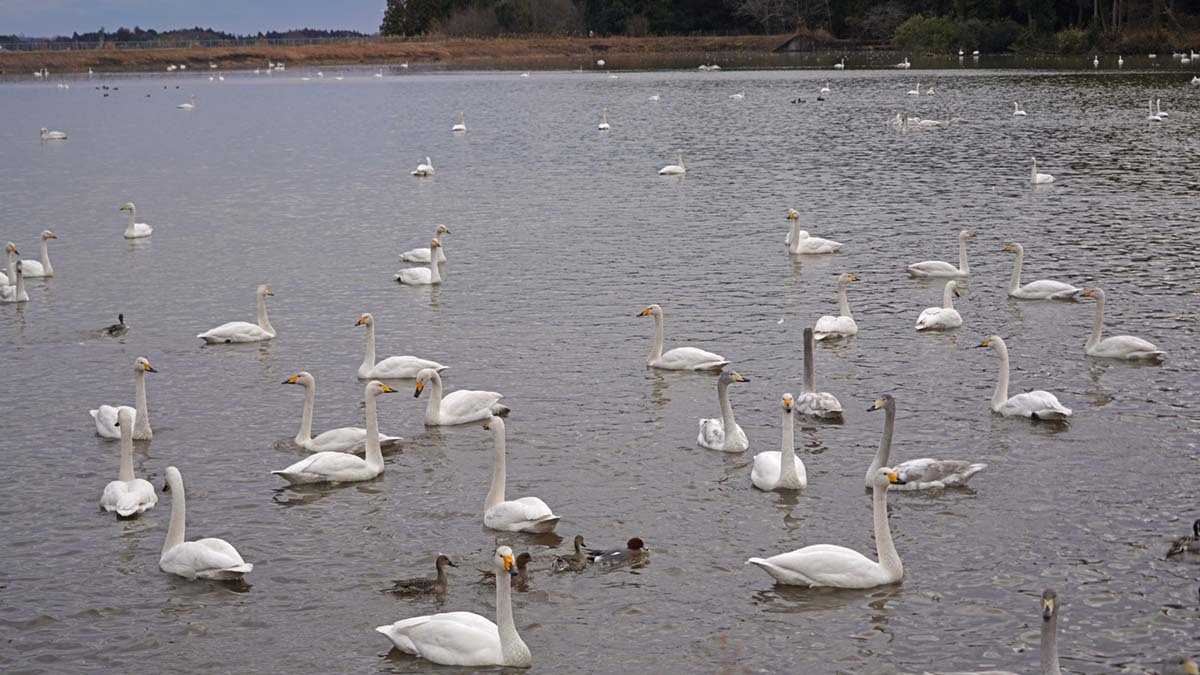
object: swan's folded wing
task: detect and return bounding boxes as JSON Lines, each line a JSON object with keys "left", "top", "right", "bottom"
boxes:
{"left": 101, "top": 479, "right": 156, "bottom": 515}
{"left": 799, "top": 237, "right": 841, "bottom": 253}
{"left": 197, "top": 320, "right": 261, "bottom": 340}
{"left": 1099, "top": 335, "right": 1163, "bottom": 357}
{"left": 797, "top": 391, "right": 842, "bottom": 415}
{"left": 395, "top": 268, "right": 433, "bottom": 284}
{"left": 896, "top": 458, "right": 984, "bottom": 486}
{"left": 906, "top": 260, "right": 957, "bottom": 275}
{"left": 275, "top": 451, "right": 367, "bottom": 477}
{"left": 765, "top": 544, "right": 879, "bottom": 586}
{"left": 658, "top": 347, "right": 728, "bottom": 370}
{"left": 751, "top": 451, "right": 782, "bottom": 489}
{"left": 1020, "top": 279, "right": 1079, "bottom": 297}
{"left": 813, "top": 315, "right": 855, "bottom": 339}
{"left": 91, "top": 404, "right": 131, "bottom": 438}
{"left": 442, "top": 390, "right": 504, "bottom": 419}
{"left": 399, "top": 247, "right": 432, "bottom": 263}
{"left": 378, "top": 612, "right": 500, "bottom": 665}
{"left": 697, "top": 417, "right": 724, "bottom": 447}
{"left": 372, "top": 355, "right": 445, "bottom": 378}
{"left": 488, "top": 497, "right": 557, "bottom": 528}
{"left": 161, "top": 539, "right": 251, "bottom": 578}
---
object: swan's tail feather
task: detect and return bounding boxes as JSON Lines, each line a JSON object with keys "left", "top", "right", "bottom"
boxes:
{"left": 959, "top": 463, "right": 988, "bottom": 484}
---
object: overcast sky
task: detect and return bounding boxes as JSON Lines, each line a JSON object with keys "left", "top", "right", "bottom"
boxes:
{"left": 0, "top": 0, "right": 386, "bottom": 36}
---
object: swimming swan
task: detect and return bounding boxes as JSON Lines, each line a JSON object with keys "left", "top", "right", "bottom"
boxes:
{"left": 698, "top": 370, "right": 750, "bottom": 452}
{"left": 746, "top": 467, "right": 905, "bottom": 588}
{"left": 916, "top": 280, "right": 963, "bottom": 331}
{"left": 412, "top": 156, "right": 435, "bottom": 176}
{"left": 659, "top": 150, "right": 686, "bottom": 175}
{"left": 751, "top": 393, "right": 807, "bottom": 490}
{"left": 785, "top": 208, "right": 842, "bottom": 254}
{"left": 159, "top": 466, "right": 253, "bottom": 580}
{"left": 272, "top": 381, "right": 396, "bottom": 484}
{"left": 399, "top": 225, "right": 449, "bottom": 263}
{"left": 482, "top": 416, "right": 560, "bottom": 533}
{"left": 907, "top": 230, "right": 972, "bottom": 277}
{"left": 0, "top": 261, "right": 28, "bottom": 303}
{"left": 977, "top": 336, "right": 1072, "bottom": 419}
{"left": 1080, "top": 289, "right": 1165, "bottom": 360}
{"left": 415, "top": 369, "right": 508, "bottom": 426}
{"left": 865, "top": 395, "right": 985, "bottom": 490}
{"left": 395, "top": 240, "right": 443, "bottom": 285}
{"left": 356, "top": 312, "right": 446, "bottom": 378}
{"left": 813, "top": 273, "right": 859, "bottom": 340}
{"left": 99, "top": 408, "right": 158, "bottom": 517}
{"left": 1013, "top": 102, "right": 1026, "bottom": 116}
{"left": 797, "top": 326, "right": 842, "bottom": 419}
{"left": 40, "top": 127, "right": 67, "bottom": 141}
{"left": 452, "top": 112, "right": 466, "bottom": 132}
{"left": 283, "top": 371, "right": 401, "bottom": 453}
{"left": 177, "top": 95, "right": 196, "bottom": 110}
{"left": 376, "top": 545, "right": 532, "bottom": 667}
{"left": 197, "top": 284, "right": 276, "bottom": 343}
{"left": 638, "top": 304, "right": 729, "bottom": 370}
{"left": 1005, "top": 243, "right": 1080, "bottom": 300}
{"left": 19, "top": 230, "right": 56, "bottom": 277}
{"left": 1030, "top": 157, "right": 1055, "bottom": 184}
{"left": 118, "top": 202, "right": 153, "bottom": 239}
{"left": 598, "top": 107, "right": 610, "bottom": 131}
{"left": 90, "top": 356, "right": 157, "bottom": 440}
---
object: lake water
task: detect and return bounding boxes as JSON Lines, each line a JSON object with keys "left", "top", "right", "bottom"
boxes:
{"left": 1, "top": 65, "right": 1198, "bottom": 674}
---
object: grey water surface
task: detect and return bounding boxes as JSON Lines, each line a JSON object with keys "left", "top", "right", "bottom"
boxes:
{"left": 1, "top": 66, "right": 1198, "bottom": 674}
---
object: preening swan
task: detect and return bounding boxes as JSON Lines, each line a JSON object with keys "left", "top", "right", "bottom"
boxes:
{"left": 813, "top": 273, "right": 859, "bottom": 340}
{"left": 1012, "top": 102, "right": 1026, "bottom": 116}
{"left": 923, "top": 588, "right": 1063, "bottom": 675}
{"left": 159, "top": 466, "right": 253, "bottom": 581}
{"left": 751, "top": 393, "right": 807, "bottom": 491}
{"left": 99, "top": 408, "right": 158, "bottom": 517}
{"left": 177, "top": 95, "right": 196, "bottom": 110}
{"left": 659, "top": 150, "right": 686, "bottom": 175}
{"left": 907, "top": 230, "right": 972, "bottom": 277}
{"left": 698, "top": 370, "right": 750, "bottom": 452}
{"left": 746, "top": 467, "right": 905, "bottom": 588}
{"left": 90, "top": 356, "right": 156, "bottom": 440}
{"left": 18, "top": 230, "right": 56, "bottom": 277}
{"left": 412, "top": 156, "right": 435, "bottom": 176}
{"left": 452, "top": 112, "right": 466, "bottom": 132}
{"left": 637, "top": 304, "right": 729, "bottom": 370}
{"left": 785, "top": 208, "right": 842, "bottom": 254}
{"left": 1080, "top": 289, "right": 1165, "bottom": 360}
{"left": 978, "top": 336, "right": 1072, "bottom": 419}
{"left": 797, "top": 327, "right": 842, "bottom": 419}
{"left": 482, "top": 416, "right": 560, "bottom": 533}
{"left": 197, "top": 284, "right": 276, "bottom": 343}
{"left": 118, "top": 202, "right": 153, "bottom": 239}
{"left": 598, "top": 107, "right": 610, "bottom": 131}
{"left": 272, "top": 381, "right": 396, "bottom": 484}
{"left": 1029, "top": 157, "right": 1055, "bottom": 184}
{"left": 0, "top": 261, "right": 28, "bottom": 303}
{"left": 415, "top": 368, "right": 508, "bottom": 426}
{"left": 399, "top": 224, "right": 449, "bottom": 263}
{"left": 376, "top": 545, "right": 533, "bottom": 667}
{"left": 1005, "top": 243, "right": 1080, "bottom": 300}
{"left": 916, "top": 280, "right": 963, "bottom": 331}
{"left": 40, "top": 127, "right": 67, "bottom": 141}
{"left": 283, "top": 371, "right": 401, "bottom": 453}
{"left": 356, "top": 313, "right": 446, "bottom": 378}
{"left": 865, "top": 395, "right": 985, "bottom": 490}
{"left": 395, "top": 240, "right": 443, "bottom": 285}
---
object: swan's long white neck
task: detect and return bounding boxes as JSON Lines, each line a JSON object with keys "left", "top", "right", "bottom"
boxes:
{"left": 802, "top": 331, "right": 816, "bottom": 393}
{"left": 2, "top": 248, "right": 13, "bottom": 281}
{"left": 163, "top": 473, "right": 186, "bottom": 556}
{"left": 118, "top": 418, "right": 135, "bottom": 482}
{"left": 363, "top": 390, "right": 383, "bottom": 470}
{"left": 780, "top": 405, "right": 796, "bottom": 478}
{"left": 428, "top": 249, "right": 442, "bottom": 283}
{"left": 13, "top": 265, "right": 25, "bottom": 299}
{"left": 124, "top": 206, "right": 137, "bottom": 236}
{"left": 648, "top": 311, "right": 665, "bottom": 363}
{"left": 872, "top": 476, "right": 902, "bottom": 579}
{"left": 942, "top": 283, "right": 957, "bottom": 309}
{"left": 361, "top": 320, "right": 376, "bottom": 374}
{"left": 296, "top": 380, "right": 315, "bottom": 444}
{"left": 992, "top": 340, "right": 1011, "bottom": 409}
{"left": 1009, "top": 247, "right": 1024, "bottom": 293}
{"left": 133, "top": 368, "right": 151, "bottom": 438}
{"left": 837, "top": 277, "right": 853, "bottom": 319}
{"left": 788, "top": 218, "right": 803, "bottom": 254}
{"left": 425, "top": 371, "right": 445, "bottom": 424}
{"left": 495, "top": 555, "right": 529, "bottom": 665}
{"left": 866, "top": 402, "right": 894, "bottom": 487}
{"left": 1030, "top": 160, "right": 1038, "bottom": 181}
{"left": 256, "top": 291, "right": 274, "bottom": 334}
{"left": 1088, "top": 292, "right": 1105, "bottom": 349}
{"left": 957, "top": 233, "right": 969, "bottom": 274}
{"left": 718, "top": 378, "right": 737, "bottom": 441}
{"left": 39, "top": 238, "right": 53, "bottom": 275}
{"left": 485, "top": 423, "right": 507, "bottom": 510}
{"left": 1041, "top": 608, "right": 1061, "bottom": 675}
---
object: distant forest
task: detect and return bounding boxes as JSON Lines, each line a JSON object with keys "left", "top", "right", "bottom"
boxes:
{"left": 381, "top": 0, "right": 1200, "bottom": 52}
{"left": 0, "top": 27, "right": 368, "bottom": 47}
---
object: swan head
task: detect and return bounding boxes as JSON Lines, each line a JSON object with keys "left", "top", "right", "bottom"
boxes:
{"left": 257, "top": 284, "right": 274, "bottom": 298}
{"left": 414, "top": 369, "right": 439, "bottom": 397}
{"left": 839, "top": 273, "right": 859, "bottom": 284}
{"left": 5, "top": 242, "right": 17, "bottom": 255}
{"left": 119, "top": 202, "right": 134, "bottom": 212}
{"left": 1003, "top": 243, "right": 1022, "bottom": 254}
{"left": 430, "top": 239, "right": 441, "bottom": 249}
{"left": 719, "top": 370, "right": 749, "bottom": 385}
{"left": 163, "top": 465, "right": 182, "bottom": 492}
{"left": 947, "top": 280, "right": 960, "bottom": 297}
{"left": 781, "top": 393, "right": 793, "bottom": 412}
{"left": 436, "top": 224, "right": 450, "bottom": 235}
{"left": 114, "top": 407, "right": 134, "bottom": 429}
{"left": 135, "top": 357, "right": 157, "bottom": 374}
{"left": 355, "top": 313, "right": 374, "bottom": 327}
{"left": 867, "top": 395, "right": 894, "bottom": 412}
{"left": 495, "top": 545, "right": 518, "bottom": 576}
{"left": 786, "top": 208, "right": 799, "bottom": 220}
{"left": 367, "top": 380, "right": 397, "bottom": 397}
{"left": 637, "top": 304, "right": 662, "bottom": 318}
{"left": 1080, "top": 288, "right": 1104, "bottom": 301}
{"left": 1041, "top": 588, "right": 1058, "bottom": 622}
{"left": 40, "top": 127, "right": 49, "bottom": 134}
{"left": 960, "top": 229, "right": 974, "bottom": 239}
{"left": 282, "top": 371, "right": 314, "bottom": 387}
{"left": 976, "top": 335, "right": 1004, "bottom": 351}
{"left": 482, "top": 415, "right": 505, "bottom": 432}
{"left": 435, "top": 554, "right": 457, "bottom": 570}
{"left": 41, "top": 230, "right": 56, "bottom": 240}
{"left": 874, "top": 466, "right": 906, "bottom": 487}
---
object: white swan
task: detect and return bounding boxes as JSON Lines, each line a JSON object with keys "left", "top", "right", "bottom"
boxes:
{"left": 452, "top": 112, "right": 466, "bottom": 132}
{"left": 598, "top": 107, "right": 610, "bottom": 131}
{"left": 394, "top": 240, "right": 443, "bottom": 285}
{"left": 0, "top": 241, "right": 16, "bottom": 284}
{"left": 356, "top": 312, "right": 446, "bottom": 378}
{"left": 118, "top": 202, "right": 153, "bottom": 239}
{"left": 90, "top": 357, "right": 156, "bottom": 440}
{"left": 1030, "top": 157, "right": 1055, "bottom": 184}
{"left": 648, "top": 94, "right": 661, "bottom": 101}
{"left": 834, "top": 58, "right": 845, "bottom": 69}
{"left": 637, "top": 304, "right": 729, "bottom": 370}
{"left": 658, "top": 149, "right": 686, "bottom": 175}
{"left": 272, "top": 381, "right": 396, "bottom": 484}
{"left": 916, "top": 280, "right": 963, "bottom": 331}
{"left": 908, "top": 83, "right": 921, "bottom": 95}
{"left": 923, "top": 589, "right": 1063, "bottom": 675}
{"left": 482, "top": 416, "right": 559, "bottom": 532}
{"left": 697, "top": 370, "right": 750, "bottom": 452}
{"left": 820, "top": 82, "right": 830, "bottom": 94}
{"left": 1005, "top": 243, "right": 1080, "bottom": 300}
{"left": 40, "top": 127, "right": 67, "bottom": 141}
{"left": 730, "top": 91, "right": 745, "bottom": 100}
{"left": 1013, "top": 102, "right": 1026, "bottom": 116}
{"left": 978, "top": 336, "right": 1072, "bottom": 419}
{"left": 865, "top": 395, "right": 985, "bottom": 490}
{"left": 283, "top": 371, "right": 402, "bottom": 453}
{"left": 0, "top": 261, "right": 28, "bottom": 303}
{"left": 813, "top": 273, "right": 859, "bottom": 340}
{"left": 377, "top": 546, "right": 532, "bottom": 667}
{"left": 412, "top": 156, "right": 435, "bottom": 176}
{"left": 197, "top": 284, "right": 276, "bottom": 343}
{"left": 99, "top": 408, "right": 158, "bottom": 517}
{"left": 19, "top": 230, "right": 56, "bottom": 277}
{"left": 907, "top": 230, "right": 972, "bottom": 277}
{"left": 160, "top": 466, "right": 253, "bottom": 581}
{"left": 374, "top": 68, "right": 384, "bottom": 78}
{"left": 795, "top": 326, "right": 842, "bottom": 418}
{"left": 415, "top": 369, "right": 508, "bottom": 426}
{"left": 785, "top": 209, "right": 842, "bottom": 254}
{"left": 1147, "top": 98, "right": 1163, "bottom": 121}
{"left": 1093, "top": 54, "right": 1099, "bottom": 67}
{"left": 177, "top": 95, "right": 196, "bottom": 110}
{"left": 1080, "top": 289, "right": 1165, "bottom": 360}
{"left": 399, "top": 224, "right": 449, "bottom": 263}
{"left": 1157, "top": 99, "right": 1168, "bottom": 118}
{"left": 751, "top": 393, "right": 806, "bottom": 491}
{"left": 747, "top": 467, "right": 905, "bottom": 588}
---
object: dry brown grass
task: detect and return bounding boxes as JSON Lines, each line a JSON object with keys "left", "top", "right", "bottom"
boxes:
{"left": 0, "top": 35, "right": 792, "bottom": 74}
